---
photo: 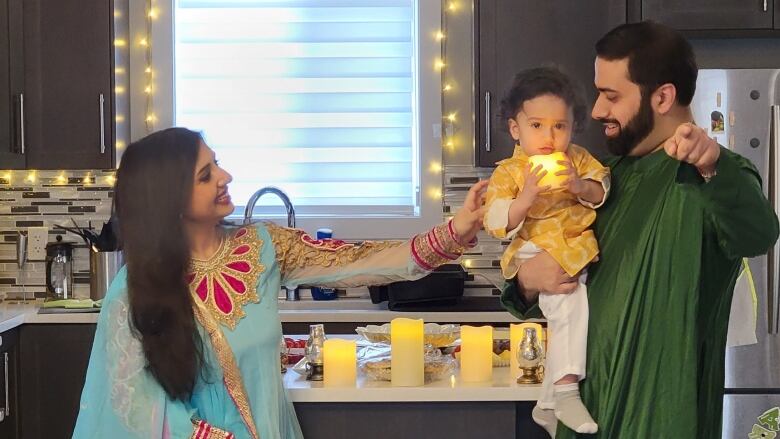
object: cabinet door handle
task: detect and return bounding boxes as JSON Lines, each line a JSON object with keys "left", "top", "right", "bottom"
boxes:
{"left": 484, "top": 91, "right": 492, "bottom": 152}
{"left": 0, "top": 352, "right": 8, "bottom": 422}
{"left": 13, "top": 93, "right": 25, "bottom": 155}
{"left": 99, "top": 94, "right": 106, "bottom": 154}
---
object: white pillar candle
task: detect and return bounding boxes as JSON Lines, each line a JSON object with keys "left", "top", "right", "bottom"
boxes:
{"left": 460, "top": 325, "right": 493, "bottom": 382}
{"left": 391, "top": 318, "right": 424, "bottom": 386}
{"left": 323, "top": 338, "right": 357, "bottom": 387}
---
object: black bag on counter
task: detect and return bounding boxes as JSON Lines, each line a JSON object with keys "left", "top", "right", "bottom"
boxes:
{"left": 368, "top": 264, "right": 466, "bottom": 310}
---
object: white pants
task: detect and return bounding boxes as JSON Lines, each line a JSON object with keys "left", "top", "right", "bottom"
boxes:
{"left": 516, "top": 243, "right": 589, "bottom": 410}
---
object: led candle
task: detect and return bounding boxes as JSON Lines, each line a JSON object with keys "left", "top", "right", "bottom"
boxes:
{"left": 527, "top": 151, "right": 569, "bottom": 190}
{"left": 323, "top": 339, "right": 357, "bottom": 387}
{"left": 391, "top": 318, "right": 424, "bottom": 386}
{"left": 460, "top": 325, "right": 493, "bottom": 382}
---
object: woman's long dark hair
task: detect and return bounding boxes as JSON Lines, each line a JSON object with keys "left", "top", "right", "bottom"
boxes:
{"left": 115, "top": 127, "right": 206, "bottom": 401}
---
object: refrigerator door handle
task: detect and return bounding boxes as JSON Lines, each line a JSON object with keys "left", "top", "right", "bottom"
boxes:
{"left": 771, "top": 105, "right": 780, "bottom": 334}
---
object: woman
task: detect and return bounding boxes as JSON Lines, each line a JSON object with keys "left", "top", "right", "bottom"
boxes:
{"left": 73, "top": 127, "right": 487, "bottom": 439}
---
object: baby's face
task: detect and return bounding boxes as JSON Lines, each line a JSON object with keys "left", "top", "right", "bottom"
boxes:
{"left": 508, "top": 94, "right": 574, "bottom": 156}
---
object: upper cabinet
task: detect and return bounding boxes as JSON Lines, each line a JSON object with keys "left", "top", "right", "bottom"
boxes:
{"left": 475, "top": 0, "right": 626, "bottom": 167}
{"left": 641, "top": 0, "right": 776, "bottom": 31}
{"left": 0, "top": 0, "right": 114, "bottom": 170}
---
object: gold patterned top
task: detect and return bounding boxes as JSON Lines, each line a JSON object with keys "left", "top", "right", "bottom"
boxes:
{"left": 485, "top": 144, "right": 610, "bottom": 278}
{"left": 187, "top": 226, "right": 264, "bottom": 330}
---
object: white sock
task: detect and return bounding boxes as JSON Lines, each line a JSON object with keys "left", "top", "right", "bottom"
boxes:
{"left": 553, "top": 383, "right": 598, "bottom": 434}
{"left": 532, "top": 405, "right": 557, "bottom": 438}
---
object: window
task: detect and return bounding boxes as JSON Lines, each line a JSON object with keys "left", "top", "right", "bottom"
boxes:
{"left": 136, "top": 0, "right": 443, "bottom": 239}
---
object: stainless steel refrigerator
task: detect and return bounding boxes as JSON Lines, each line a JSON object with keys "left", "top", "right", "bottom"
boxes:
{"left": 691, "top": 69, "right": 780, "bottom": 439}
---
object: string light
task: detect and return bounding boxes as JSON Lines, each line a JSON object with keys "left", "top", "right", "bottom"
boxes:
{"left": 447, "top": 1, "right": 459, "bottom": 12}
{"left": 434, "top": 59, "right": 446, "bottom": 71}
{"left": 443, "top": 83, "right": 452, "bottom": 92}
{"left": 113, "top": 39, "right": 127, "bottom": 47}
{"left": 445, "top": 112, "right": 456, "bottom": 122}
{"left": 435, "top": 31, "right": 445, "bottom": 41}
{"left": 105, "top": 175, "right": 116, "bottom": 186}
{"left": 429, "top": 162, "right": 442, "bottom": 173}
{"left": 115, "top": 115, "right": 125, "bottom": 123}
{"left": 143, "top": 0, "right": 155, "bottom": 133}
{"left": 428, "top": 188, "right": 443, "bottom": 200}
{"left": 115, "top": 86, "right": 126, "bottom": 94}
{"left": 25, "top": 172, "right": 36, "bottom": 184}
{"left": 56, "top": 174, "right": 67, "bottom": 184}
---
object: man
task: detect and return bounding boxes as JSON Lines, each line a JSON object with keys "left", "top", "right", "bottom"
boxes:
{"left": 501, "top": 21, "right": 779, "bottom": 438}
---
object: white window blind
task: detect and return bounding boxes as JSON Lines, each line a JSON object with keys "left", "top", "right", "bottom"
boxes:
{"left": 174, "top": 0, "right": 420, "bottom": 217}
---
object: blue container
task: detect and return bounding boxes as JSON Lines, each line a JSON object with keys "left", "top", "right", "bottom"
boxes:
{"left": 310, "top": 228, "right": 338, "bottom": 300}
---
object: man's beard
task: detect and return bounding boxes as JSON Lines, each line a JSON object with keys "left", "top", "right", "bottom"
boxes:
{"left": 602, "top": 92, "right": 655, "bottom": 156}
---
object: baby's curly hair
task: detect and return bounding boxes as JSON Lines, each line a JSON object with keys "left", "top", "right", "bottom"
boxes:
{"left": 498, "top": 66, "right": 587, "bottom": 133}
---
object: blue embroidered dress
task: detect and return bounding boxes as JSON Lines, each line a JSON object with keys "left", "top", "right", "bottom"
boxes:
{"left": 73, "top": 221, "right": 470, "bottom": 439}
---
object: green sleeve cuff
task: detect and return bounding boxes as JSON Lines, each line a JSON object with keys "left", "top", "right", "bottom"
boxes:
{"left": 499, "top": 280, "right": 544, "bottom": 320}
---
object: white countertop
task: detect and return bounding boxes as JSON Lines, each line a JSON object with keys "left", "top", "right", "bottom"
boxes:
{"left": 0, "top": 302, "right": 102, "bottom": 333}
{"left": 0, "top": 299, "right": 535, "bottom": 333}
{"left": 284, "top": 365, "right": 540, "bottom": 402}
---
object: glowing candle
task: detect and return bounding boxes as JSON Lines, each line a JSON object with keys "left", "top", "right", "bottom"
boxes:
{"left": 460, "top": 325, "right": 493, "bottom": 382}
{"left": 323, "top": 339, "right": 356, "bottom": 387}
{"left": 510, "top": 323, "right": 544, "bottom": 374}
{"left": 528, "top": 151, "right": 569, "bottom": 190}
{"left": 391, "top": 318, "right": 424, "bottom": 386}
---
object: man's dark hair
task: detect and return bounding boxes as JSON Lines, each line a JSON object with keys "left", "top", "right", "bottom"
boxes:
{"left": 596, "top": 21, "right": 698, "bottom": 105}
{"left": 498, "top": 66, "right": 587, "bottom": 133}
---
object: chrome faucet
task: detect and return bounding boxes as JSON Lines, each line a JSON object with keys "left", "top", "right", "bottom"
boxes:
{"left": 243, "top": 186, "right": 299, "bottom": 300}
{"left": 243, "top": 186, "right": 296, "bottom": 228}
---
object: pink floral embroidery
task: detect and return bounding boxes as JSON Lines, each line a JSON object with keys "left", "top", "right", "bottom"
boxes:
{"left": 187, "top": 227, "right": 264, "bottom": 330}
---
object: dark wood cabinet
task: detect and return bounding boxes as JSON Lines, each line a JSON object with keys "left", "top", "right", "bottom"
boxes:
{"left": 475, "top": 0, "right": 626, "bottom": 167}
{"left": 642, "top": 0, "right": 775, "bottom": 31}
{"left": 0, "top": 328, "right": 21, "bottom": 439}
{"left": 0, "top": 0, "right": 24, "bottom": 169}
{"left": 1, "top": 0, "right": 113, "bottom": 170}
{"left": 18, "top": 324, "right": 96, "bottom": 439}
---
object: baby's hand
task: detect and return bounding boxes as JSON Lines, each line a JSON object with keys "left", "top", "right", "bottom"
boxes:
{"left": 520, "top": 164, "right": 551, "bottom": 201}
{"left": 556, "top": 158, "right": 585, "bottom": 196}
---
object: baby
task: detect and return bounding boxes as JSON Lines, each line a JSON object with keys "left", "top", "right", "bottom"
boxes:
{"left": 485, "top": 67, "right": 609, "bottom": 435}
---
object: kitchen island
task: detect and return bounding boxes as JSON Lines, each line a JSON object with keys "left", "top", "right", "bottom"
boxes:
{"left": 288, "top": 363, "right": 545, "bottom": 438}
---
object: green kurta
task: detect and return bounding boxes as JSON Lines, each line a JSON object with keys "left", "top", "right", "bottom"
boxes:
{"left": 502, "top": 147, "right": 779, "bottom": 438}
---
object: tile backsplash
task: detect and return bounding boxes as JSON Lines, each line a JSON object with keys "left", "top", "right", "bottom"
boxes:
{"left": 0, "top": 170, "right": 115, "bottom": 300}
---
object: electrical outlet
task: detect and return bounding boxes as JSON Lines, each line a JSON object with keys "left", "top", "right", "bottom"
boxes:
{"left": 27, "top": 226, "right": 48, "bottom": 261}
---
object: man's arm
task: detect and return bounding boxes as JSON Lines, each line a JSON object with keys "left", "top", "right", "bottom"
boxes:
{"left": 678, "top": 147, "right": 779, "bottom": 258}
{"left": 500, "top": 251, "right": 579, "bottom": 319}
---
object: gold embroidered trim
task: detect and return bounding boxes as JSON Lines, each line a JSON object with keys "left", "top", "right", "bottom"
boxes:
{"left": 189, "top": 418, "right": 236, "bottom": 439}
{"left": 188, "top": 227, "right": 264, "bottom": 330}
{"left": 192, "top": 299, "right": 260, "bottom": 439}
{"left": 266, "top": 222, "right": 404, "bottom": 276}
